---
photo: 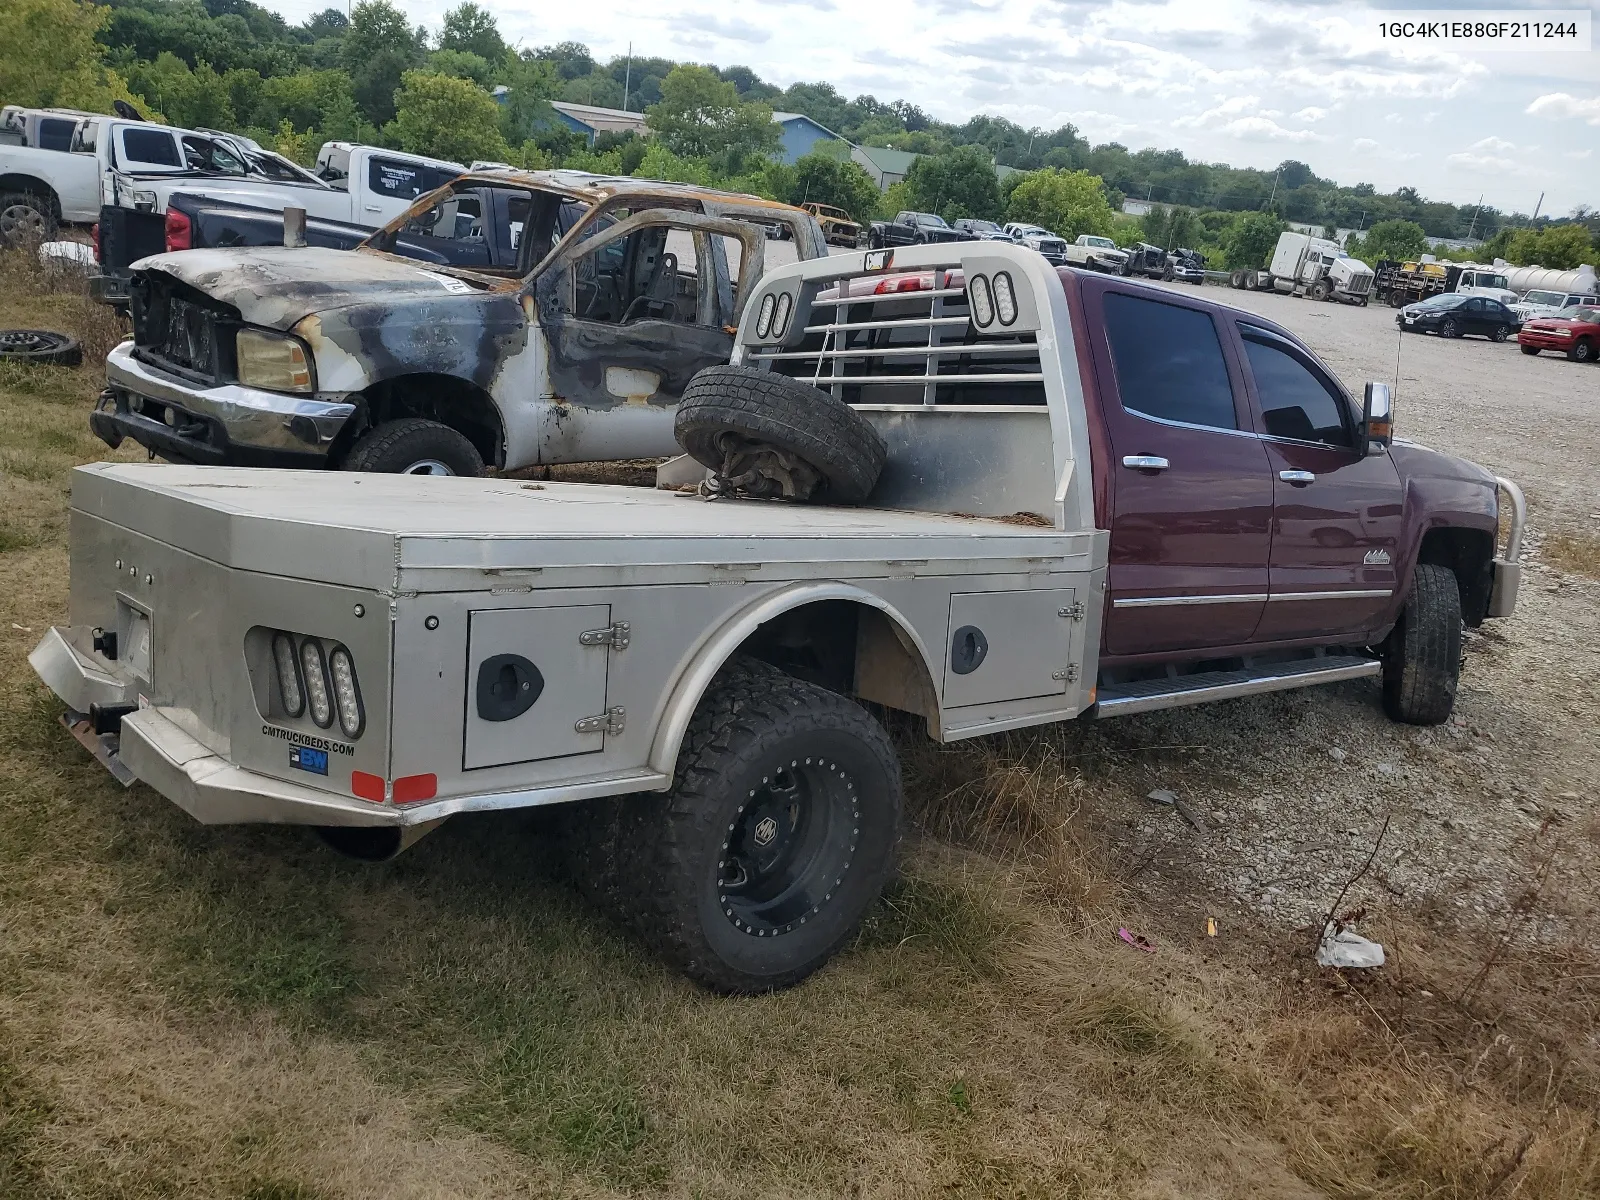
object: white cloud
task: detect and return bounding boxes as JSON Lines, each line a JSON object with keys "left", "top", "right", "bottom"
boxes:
{"left": 1293, "top": 106, "right": 1328, "bottom": 121}
{"left": 1565, "top": 148, "right": 1593, "bottom": 160}
{"left": 1468, "top": 136, "right": 1517, "bottom": 154}
{"left": 1352, "top": 137, "right": 1378, "bottom": 151}
{"left": 1447, "top": 151, "right": 1515, "bottom": 171}
{"left": 1526, "top": 93, "right": 1600, "bottom": 126}
{"left": 1174, "top": 96, "right": 1321, "bottom": 142}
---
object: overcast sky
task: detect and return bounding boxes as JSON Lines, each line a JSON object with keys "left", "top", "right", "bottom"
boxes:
{"left": 274, "top": 0, "right": 1598, "bottom": 216}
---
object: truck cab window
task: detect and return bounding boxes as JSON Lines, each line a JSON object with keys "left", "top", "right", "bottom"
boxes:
{"left": 1240, "top": 330, "right": 1353, "bottom": 448}
{"left": 368, "top": 158, "right": 446, "bottom": 201}
{"left": 382, "top": 184, "right": 537, "bottom": 272}
{"left": 569, "top": 224, "right": 719, "bottom": 327}
{"left": 1102, "top": 292, "right": 1236, "bottom": 430}
{"left": 180, "top": 136, "right": 246, "bottom": 175}
{"left": 37, "top": 118, "right": 77, "bottom": 152}
{"left": 121, "top": 128, "right": 182, "bottom": 168}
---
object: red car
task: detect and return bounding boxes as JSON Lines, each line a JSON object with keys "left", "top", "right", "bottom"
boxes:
{"left": 1517, "top": 305, "right": 1600, "bottom": 362}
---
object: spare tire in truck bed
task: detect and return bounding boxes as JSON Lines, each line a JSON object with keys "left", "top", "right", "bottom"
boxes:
{"left": 674, "top": 365, "right": 887, "bottom": 504}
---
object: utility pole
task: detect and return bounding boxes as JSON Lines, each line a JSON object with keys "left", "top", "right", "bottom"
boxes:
{"left": 1465, "top": 193, "right": 1483, "bottom": 240}
{"left": 1530, "top": 191, "right": 1544, "bottom": 223}
{"left": 622, "top": 42, "right": 632, "bottom": 113}
{"left": 1267, "top": 166, "right": 1281, "bottom": 209}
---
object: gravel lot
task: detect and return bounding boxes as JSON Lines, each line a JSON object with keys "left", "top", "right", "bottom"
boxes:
{"left": 1079, "top": 278, "right": 1600, "bottom": 949}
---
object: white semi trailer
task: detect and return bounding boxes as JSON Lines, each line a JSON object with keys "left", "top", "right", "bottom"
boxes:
{"left": 1230, "top": 232, "right": 1375, "bottom": 305}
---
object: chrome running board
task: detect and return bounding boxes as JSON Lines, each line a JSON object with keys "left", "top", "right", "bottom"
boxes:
{"left": 1095, "top": 654, "right": 1381, "bottom": 718}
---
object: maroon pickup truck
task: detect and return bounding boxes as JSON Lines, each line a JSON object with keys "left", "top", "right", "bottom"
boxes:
{"left": 734, "top": 250, "right": 1525, "bottom": 728}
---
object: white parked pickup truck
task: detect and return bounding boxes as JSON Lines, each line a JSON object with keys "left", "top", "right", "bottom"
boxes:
{"left": 1061, "top": 233, "right": 1129, "bottom": 273}
{"left": 0, "top": 107, "right": 105, "bottom": 243}
{"left": 94, "top": 132, "right": 464, "bottom": 303}
{"left": 34, "top": 242, "right": 1523, "bottom": 994}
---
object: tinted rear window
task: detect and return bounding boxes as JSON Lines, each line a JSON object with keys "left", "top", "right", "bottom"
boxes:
{"left": 38, "top": 118, "right": 76, "bottom": 152}
{"left": 1103, "top": 292, "right": 1236, "bottom": 430}
{"left": 122, "top": 128, "right": 181, "bottom": 167}
{"left": 368, "top": 157, "right": 458, "bottom": 200}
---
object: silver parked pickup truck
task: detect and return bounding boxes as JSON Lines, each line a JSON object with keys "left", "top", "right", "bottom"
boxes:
{"left": 34, "top": 242, "right": 1523, "bottom": 994}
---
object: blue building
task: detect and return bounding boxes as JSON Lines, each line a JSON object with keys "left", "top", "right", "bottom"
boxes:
{"left": 771, "top": 112, "right": 847, "bottom": 165}
{"left": 546, "top": 101, "right": 650, "bottom": 145}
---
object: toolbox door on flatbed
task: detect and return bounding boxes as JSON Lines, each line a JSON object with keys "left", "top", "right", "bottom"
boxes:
{"left": 463, "top": 604, "right": 614, "bottom": 769}
{"left": 942, "top": 588, "right": 1081, "bottom": 708}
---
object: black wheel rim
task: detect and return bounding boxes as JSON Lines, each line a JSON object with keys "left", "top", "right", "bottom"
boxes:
{"left": 0, "top": 330, "right": 66, "bottom": 354}
{"left": 718, "top": 756, "right": 860, "bottom": 937}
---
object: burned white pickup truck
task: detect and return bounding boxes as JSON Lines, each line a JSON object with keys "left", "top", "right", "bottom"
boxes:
{"left": 34, "top": 243, "right": 1523, "bottom": 993}
{"left": 92, "top": 169, "right": 824, "bottom": 475}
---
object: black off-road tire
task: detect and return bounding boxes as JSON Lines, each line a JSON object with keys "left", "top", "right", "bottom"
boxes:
{"left": 676, "top": 365, "right": 887, "bottom": 504}
{"left": 1382, "top": 563, "right": 1463, "bottom": 725}
{"left": 576, "top": 657, "right": 902, "bottom": 993}
{"left": 0, "top": 329, "right": 81, "bottom": 366}
{"left": 1520, "top": 344, "right": 1540, "bottom": 356}
{"left": 1440, "top": 316, "right": 1462, "bottom": 339}
{"left": 1161, "top": 263, "right": 1175, "bottom": 282}
{"left": 0, "top": 192, "right": 56, "bottom": 248}
{"left": 1570, "top": 337, "right": 1596, "bottom": 363}
{"left": 341, "top": 417, "right": 484, "bottom": 476}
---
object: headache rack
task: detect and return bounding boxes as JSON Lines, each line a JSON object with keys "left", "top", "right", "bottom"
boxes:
{"left": 730, "top": 242, "right": 1097, "bottom": 530}
{"left": 744, "top": 261, "right": 1048, "bottom": 408}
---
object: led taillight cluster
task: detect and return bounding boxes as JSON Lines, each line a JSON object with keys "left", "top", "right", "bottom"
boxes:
{"left": 270, "top": 630, "right": 364, "bottom": 739}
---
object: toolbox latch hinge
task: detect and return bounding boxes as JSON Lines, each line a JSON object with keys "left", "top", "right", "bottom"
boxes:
{"left": 1052, "top": 664, "right": 1078, "bottom": 683}
{"left": 579, "top": 622, "right": 631, "bottom": 650}
{"left": 1058, "top": 602, "right": 1086, "bottom": 622}
{"left": 575, "top": 706, "right": 626, "bottom": 735}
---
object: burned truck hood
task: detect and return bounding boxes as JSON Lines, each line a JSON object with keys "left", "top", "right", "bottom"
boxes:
{"left": 130, "top": 246, "right": 506, "bottom": 331}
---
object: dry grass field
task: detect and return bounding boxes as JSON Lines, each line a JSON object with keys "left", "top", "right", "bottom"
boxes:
{"left": 1, "top": 246, "right": 1597, "bottom": 1198}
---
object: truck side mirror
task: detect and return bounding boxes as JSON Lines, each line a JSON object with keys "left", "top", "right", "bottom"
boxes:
{"left": 1363, "top": 381, "right": 1393, "bottom": 450}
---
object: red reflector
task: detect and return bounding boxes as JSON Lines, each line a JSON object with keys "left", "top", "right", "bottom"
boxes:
{"left": 393, "top": 773, "right": 437, "bottom": 803}
{"left": 164, "top": 208, "right": 191, "bottom": 252}
{"left": 351, "top": 770, "right": 385, "bottom": 802}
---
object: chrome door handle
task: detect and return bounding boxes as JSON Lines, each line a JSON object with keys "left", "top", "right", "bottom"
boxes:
{"left": 1122, "top": 455, "right": 1169, "bottom": 471}
{"left": 1280, "top": 470, "right": 1315, "bottom": 486}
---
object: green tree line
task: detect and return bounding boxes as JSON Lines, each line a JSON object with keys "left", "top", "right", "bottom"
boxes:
{"left": 3, "top": 0, "right": 1595, "bottom": 260}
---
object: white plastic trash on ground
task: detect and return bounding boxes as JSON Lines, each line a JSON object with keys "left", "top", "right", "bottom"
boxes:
{"left": 1318, "top": 926, "right": 1386, "bottom": 969}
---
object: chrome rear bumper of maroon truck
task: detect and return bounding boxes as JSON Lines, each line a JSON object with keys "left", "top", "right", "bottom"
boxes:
{"left": 1489, "top": 476, "right": 1524, "bottom": 619}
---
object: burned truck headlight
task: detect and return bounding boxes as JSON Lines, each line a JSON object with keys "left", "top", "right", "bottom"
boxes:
{"left": 327, "top": 645, "right": 365, "bottom": 739}
{"left": 235, "top": 328, "right": 314, "bottom": 393}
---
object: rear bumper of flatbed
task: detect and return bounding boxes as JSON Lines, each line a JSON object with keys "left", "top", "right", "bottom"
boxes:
{"left": 29, "top": 625, "right": 667, "bottom": 829}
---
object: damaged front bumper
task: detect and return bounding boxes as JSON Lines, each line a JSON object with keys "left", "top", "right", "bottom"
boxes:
{"left": 93, "top": 342, "right": 354, "bottom": 467}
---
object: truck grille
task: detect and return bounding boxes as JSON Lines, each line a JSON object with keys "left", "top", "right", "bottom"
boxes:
{"left": 129, "top": 273, "right": 239, "bottom": 383}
